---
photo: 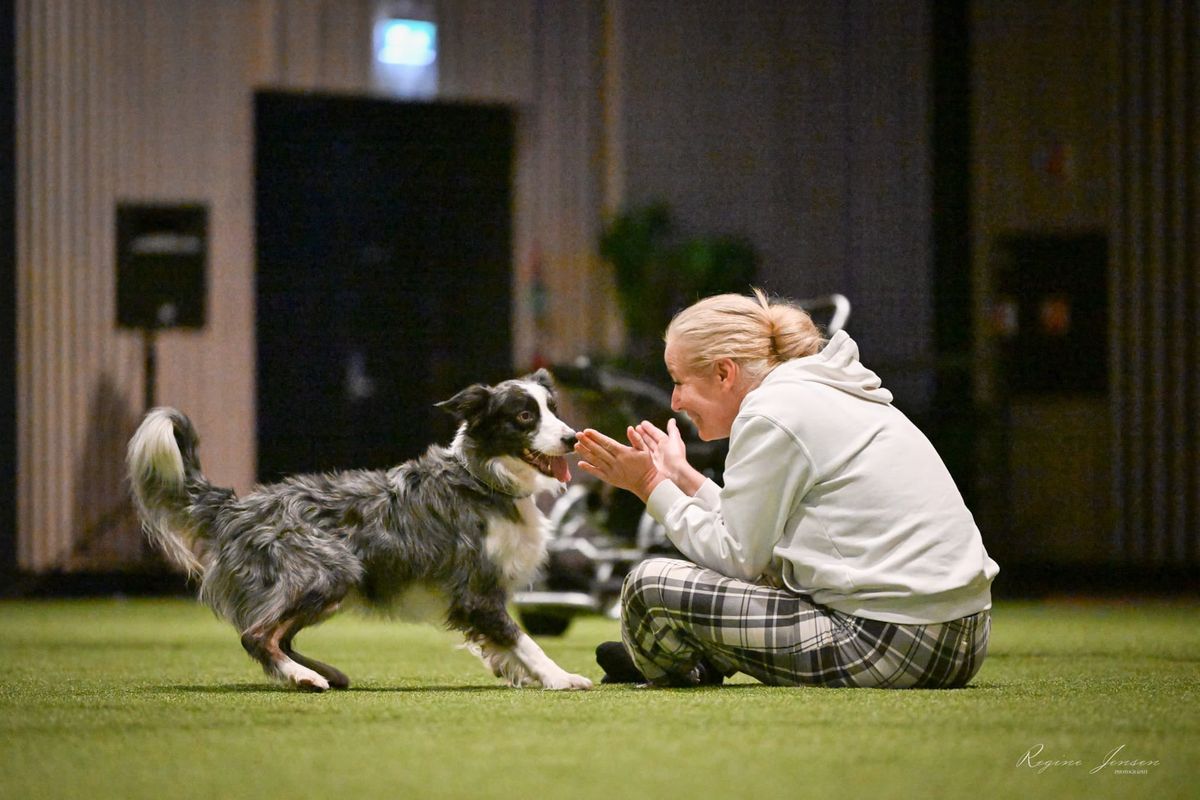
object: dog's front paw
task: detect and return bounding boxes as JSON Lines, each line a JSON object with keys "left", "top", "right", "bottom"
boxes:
{"left": 541, "top": 671, "right": 593, "bottom": 691}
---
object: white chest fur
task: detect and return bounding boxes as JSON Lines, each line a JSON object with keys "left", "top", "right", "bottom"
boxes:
{"left": 485, "top": 496, "right": 549, "bottom": 590}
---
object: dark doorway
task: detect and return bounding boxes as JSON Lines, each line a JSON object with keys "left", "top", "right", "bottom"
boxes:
{"left": 255, "top": 93, "right": 514, "bottom": 481}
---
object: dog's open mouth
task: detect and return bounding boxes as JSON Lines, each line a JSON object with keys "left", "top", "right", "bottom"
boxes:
{"left": 522, "top": 449, "right": 571, "bottom": 482}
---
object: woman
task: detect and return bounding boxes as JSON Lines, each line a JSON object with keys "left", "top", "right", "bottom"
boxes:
{"left": 574, "top": 289, "right": 999, "bottom": 688}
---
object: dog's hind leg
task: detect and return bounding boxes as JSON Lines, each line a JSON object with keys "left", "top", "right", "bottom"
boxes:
{"left": 284, "top": 647, "right": 350, "bottom": 690}
{"left": 281, "top": 611, "right": 350, "bottom": 690}
{"left": 240, "top": 622, "right": 330, "bottom": 692}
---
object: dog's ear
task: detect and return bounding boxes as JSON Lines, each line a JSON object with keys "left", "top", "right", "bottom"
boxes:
{"left": 525, "top": 368, "right": 555, "bottom": 392}
{"left": 436, "top": 384, "right": 492, "bottom": 421}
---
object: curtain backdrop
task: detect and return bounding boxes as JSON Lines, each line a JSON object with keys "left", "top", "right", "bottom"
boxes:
{"left": 1111, "top": 0, "right": 1200, "bottom": 565}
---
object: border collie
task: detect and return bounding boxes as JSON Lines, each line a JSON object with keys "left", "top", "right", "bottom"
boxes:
{"left": 126, "top": 369, "right": 592, "bottom": 692}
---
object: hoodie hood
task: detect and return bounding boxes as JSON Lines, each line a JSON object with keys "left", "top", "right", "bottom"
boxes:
{"left": 763, "top": 330, "right": 893, "bottom": 404}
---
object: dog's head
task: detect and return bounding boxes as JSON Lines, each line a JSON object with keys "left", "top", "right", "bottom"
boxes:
{"left": 437, "top": 369, "right": 576, "bottom": 493}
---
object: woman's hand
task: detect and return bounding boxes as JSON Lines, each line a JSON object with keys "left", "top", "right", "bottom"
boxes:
{"left": 574, "top": 428, "right": 665, "bottom": 502}
{"left": 634, "top": 418, "right": 707, "bottom": 496}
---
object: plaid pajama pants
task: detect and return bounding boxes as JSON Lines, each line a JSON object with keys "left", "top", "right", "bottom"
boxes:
{"left": 620, "top": 558, "right": 990, "bottom": 688}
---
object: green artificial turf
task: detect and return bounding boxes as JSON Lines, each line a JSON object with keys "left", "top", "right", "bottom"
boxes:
{"left": 0, "top": 598, "right": 1197, "bottom": 800}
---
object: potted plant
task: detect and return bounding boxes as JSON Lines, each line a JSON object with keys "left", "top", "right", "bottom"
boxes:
{"left": 599, "top": 203, "right": 758, "bottom": 371}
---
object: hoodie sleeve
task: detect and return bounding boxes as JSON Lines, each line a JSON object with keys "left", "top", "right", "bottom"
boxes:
{"left": 645, "top": 414, "right": 816, "bottom": 581}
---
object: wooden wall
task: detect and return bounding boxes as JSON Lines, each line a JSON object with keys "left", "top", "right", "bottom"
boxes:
{"left": 18, "top": 0, "right": 268, "bottom": 569}
{"left": 20, "top": 0, "right": 1195, "bottom": 574}
{"left": 14, "top": 0, "right": 614, "bottom": 571}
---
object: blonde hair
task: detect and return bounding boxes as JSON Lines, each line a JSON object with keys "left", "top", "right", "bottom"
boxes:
{"left": 665, "top": 288, "right": 826, "bottom": 384}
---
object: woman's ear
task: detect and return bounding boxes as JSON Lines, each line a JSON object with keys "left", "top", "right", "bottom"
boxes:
{"left": 714, "top": 358, "right": 739, "bottom": 390}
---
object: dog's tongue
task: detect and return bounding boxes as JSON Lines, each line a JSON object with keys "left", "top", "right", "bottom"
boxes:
{"left": 551, "top": 456, "right": 571, "bottom": 483}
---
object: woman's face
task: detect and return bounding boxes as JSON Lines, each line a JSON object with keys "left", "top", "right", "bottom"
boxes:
{"left": 664, "top": 342, "right": 743, "bottom": 441}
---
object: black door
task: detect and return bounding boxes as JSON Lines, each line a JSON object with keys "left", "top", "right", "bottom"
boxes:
{"left": 255, "top": 92, "right": 514, "bottom": 481}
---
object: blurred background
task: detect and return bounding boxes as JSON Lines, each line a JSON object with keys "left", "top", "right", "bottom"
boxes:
{"left": 0, "top": 0, "right": 1196, "bottom": 596}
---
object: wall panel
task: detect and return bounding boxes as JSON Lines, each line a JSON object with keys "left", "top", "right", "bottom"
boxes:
{"left": 16, "top": 0, "right": 609, "bottom": 572}
{"left": 18, "top": 0, "right": 266, "bottom": 570}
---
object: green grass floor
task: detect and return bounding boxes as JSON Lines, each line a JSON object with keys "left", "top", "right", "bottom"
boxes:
{"left": 1, "top": 598, "right": 1197, "bottom": 800}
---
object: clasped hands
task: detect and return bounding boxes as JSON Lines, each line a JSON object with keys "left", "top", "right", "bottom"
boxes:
{"left": 574, "top": 418, "right": 701, "bottom": 502}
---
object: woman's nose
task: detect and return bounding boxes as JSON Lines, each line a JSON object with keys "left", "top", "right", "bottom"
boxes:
{"left": 671, "top": 385, "right": 682, "bottom": 412}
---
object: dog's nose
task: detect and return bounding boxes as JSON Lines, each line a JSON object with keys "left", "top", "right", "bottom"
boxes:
{"left": 562, "top": 431, "right": 578, "bottom": 448}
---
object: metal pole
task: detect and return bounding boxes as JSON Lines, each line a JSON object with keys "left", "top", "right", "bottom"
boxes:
{"left": 142, "top": 327, "right": 156, "bottom": 411}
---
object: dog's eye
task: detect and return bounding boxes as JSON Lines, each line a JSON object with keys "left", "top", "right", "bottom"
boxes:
{"left": 517, "top": 411, "right": 535, "bottom": 425}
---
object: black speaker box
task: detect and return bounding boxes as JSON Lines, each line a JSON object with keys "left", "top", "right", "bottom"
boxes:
{"left": 116, "top": 203, "right": 207, "bottom": 329}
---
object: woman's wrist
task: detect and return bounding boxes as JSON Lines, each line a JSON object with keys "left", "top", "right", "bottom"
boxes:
{"left": 634, "top": 474, "right": 667, "bottom": 504}
{"left": 673, "top": 464, "right": 706, "bottom": 496}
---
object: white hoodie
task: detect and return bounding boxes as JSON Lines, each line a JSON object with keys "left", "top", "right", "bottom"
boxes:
{"left": 646, "top": 330, "right": 999, "bottom": 625}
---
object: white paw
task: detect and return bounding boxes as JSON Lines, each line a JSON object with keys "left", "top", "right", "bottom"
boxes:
{"left": 539, "top": 671, "right": 593, "bottom": 691}
{"left": 294, "top": 675, "right": 329, "bottom": 692}
{"left": 281, "top": 663, "right": 330, "bottom": 692}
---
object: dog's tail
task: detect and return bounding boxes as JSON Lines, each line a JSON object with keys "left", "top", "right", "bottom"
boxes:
{"left": 127, "top": 407, "right": 226, "bottom": 576}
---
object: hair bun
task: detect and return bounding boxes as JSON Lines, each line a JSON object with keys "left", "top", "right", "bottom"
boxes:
{"left": 667, "top": 288, "right": 826, "bottom": 383}
{"left": 753, "top": 289, "right": 824, "bottom": 364}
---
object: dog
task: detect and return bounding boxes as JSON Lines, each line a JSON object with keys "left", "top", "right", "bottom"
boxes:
{"left": 126, "top": 369, "right": 592, "bottom": 692}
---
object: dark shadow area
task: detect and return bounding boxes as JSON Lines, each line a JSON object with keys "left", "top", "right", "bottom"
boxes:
{"left": 929, "top": 0, "right": 977, "bottom": 516}
{"left": 991, "top": 563, "right": 1200, "bottom": 599}
{"left": 1, "top": 382, "right": 192, "bottom": 598}
{"left": 68, "top": 375, "right": 146, "bottom": 570}
{"left": 156, "top": 683, "right": 513, "bottom": 695}
{"left": 0, "top": 0, "right": 16, "bottom": 583}
{"left": 6, "top": 563, "right": 1197, "bottom": 600}
{"left": 1, "top": 570, "right": 192, "bottom": 598}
